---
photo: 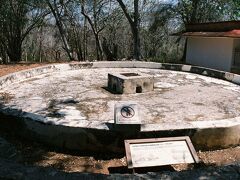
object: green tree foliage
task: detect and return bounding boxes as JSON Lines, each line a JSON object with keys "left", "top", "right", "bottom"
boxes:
{"left": 175, "top": 0, "right": 237, "bottom": 25}
{"left": 0, "top": 0, "right": 46, "bottom": 62}
{"left": 231, "top": 0, "right": 240, "bottom": 19}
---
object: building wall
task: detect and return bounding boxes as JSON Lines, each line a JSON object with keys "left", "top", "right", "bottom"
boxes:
{"left": 186, "top": 37, "right": 234, "bottom": 71}
{"left": 232, "top": 39, "right": 240, "bottom": 67}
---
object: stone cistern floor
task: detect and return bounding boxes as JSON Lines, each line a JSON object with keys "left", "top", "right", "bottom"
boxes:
{"left": 1, "top": 67, "right": 240, "bottom": 128}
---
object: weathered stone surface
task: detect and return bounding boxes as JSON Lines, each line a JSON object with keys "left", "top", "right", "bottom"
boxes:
{"left": 192, "top": 125, "right": 240, "bottom": 150}
{"left": 108, "top": 72, "right": 154, "bottom": 94}
{"left": 1, "top": 66, "right": 240, "bottom": 128}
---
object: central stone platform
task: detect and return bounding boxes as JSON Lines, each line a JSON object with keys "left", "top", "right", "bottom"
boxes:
{"left": 108, "top": 72, "right": 154, "bottom": 94}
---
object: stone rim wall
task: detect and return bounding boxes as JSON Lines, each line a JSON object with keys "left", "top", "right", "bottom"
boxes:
{"left": 1, "top": 61, "right": 240, "bottom": 90}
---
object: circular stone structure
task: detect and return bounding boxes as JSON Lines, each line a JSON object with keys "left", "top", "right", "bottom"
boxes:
{"left": 0, "top": 61, "right": 239, "bottom": 152}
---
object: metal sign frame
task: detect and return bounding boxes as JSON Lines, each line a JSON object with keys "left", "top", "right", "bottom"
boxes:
{"left": 125, "top": 136, "right": 199, "bottom": 169}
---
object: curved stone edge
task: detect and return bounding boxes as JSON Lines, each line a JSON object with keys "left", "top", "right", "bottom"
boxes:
{"left": 0, "top": 113, "right": 239, "bottom": 152}
{"left": 0, "top": 61, "right": 240, "bottom": 151}
{"left": 1, "top": 61, "right": 240, "bottom": 90}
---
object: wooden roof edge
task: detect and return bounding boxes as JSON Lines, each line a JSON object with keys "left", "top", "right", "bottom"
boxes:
{"left": 186, "top": 21, "right": 240, "bottom": 32}
{"left": 171, "top": 29, "right": 240, "bottom": 38}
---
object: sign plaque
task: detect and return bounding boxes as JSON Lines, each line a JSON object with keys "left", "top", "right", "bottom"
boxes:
{"left": 114, "top": 102, "right": 141, "bottom": 124}
{"left": 125, "top": 136, "right": 199, "bottom": 168}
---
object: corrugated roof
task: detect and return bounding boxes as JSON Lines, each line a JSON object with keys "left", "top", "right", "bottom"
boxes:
{"left": 181, "top": 30, "right": 240, "bottom": 38}
{"left": 174, "top": 21, "right": 240, "bottom": 38}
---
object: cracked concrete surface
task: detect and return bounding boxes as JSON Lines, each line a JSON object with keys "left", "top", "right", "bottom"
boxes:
{"left": 1, "top": 67, "right": 240, "bottom": 127}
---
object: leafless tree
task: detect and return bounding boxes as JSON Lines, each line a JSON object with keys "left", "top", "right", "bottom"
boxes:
{"left": 80, "top": 0, "right": 109, "bottom": 61}
{"left": 0, "top": 0, "right": 238, "bottom": 63}
{"left": 46, "top": 0, "right": 74, "bottom": 60}
{"left": 116, "top": 0, "right": 141, "bottom": 60}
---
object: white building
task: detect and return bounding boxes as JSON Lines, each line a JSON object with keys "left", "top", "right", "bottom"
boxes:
{"left": 181, "top": 21, "right": 240, "bottom": 72}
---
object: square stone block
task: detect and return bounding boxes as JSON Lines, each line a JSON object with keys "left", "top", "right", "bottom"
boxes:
{"left": 108, "top": 72, "right": 154, "bottom": 94}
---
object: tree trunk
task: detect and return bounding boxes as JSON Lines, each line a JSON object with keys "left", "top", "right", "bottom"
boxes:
{"left": 133, "top": 0, "right": 140, "bottom": 60}
{"left": 7, "top": 40, "right": 22, "bottom": 62}
{"left": 47, "top": 1, "right": 74, "bottom": 61}
{"left": 190, "top": 0, "right": 200, "bottom": 23}
{"left": 75, "top": 36, "right": 83, "bottom": 61}
{"left": 81, "top": 3, "right": 103, "bottom": 61}
{"left": 132, "top": 26, "right": 140, "bottom": 60}
{"left": 72, "top": 27, "right": 84, "bottom": 61}
{"left": 0, "top": 44, "right": 8, "bottom": 64}
{"left": 95, "top": 33, "right": 103, "bottom": 60}
{"left": 116, "top": 0, "right": 141, "bottom": 60}
{"left": 83, "top": 17, "right": 87, "bottom": 61}
{"left": 102, "top": 37, "right": 117, "bottom": 61}
{"left": 39, "top": 26, "right": 43, "bottom": 62}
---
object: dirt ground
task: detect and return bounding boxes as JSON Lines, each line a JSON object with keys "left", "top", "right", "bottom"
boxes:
{"left": 0, "top": 63, "right": 47, "bottom": 77}
{"left": 0, "top": 63, "right": 240, "bottom": 175}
